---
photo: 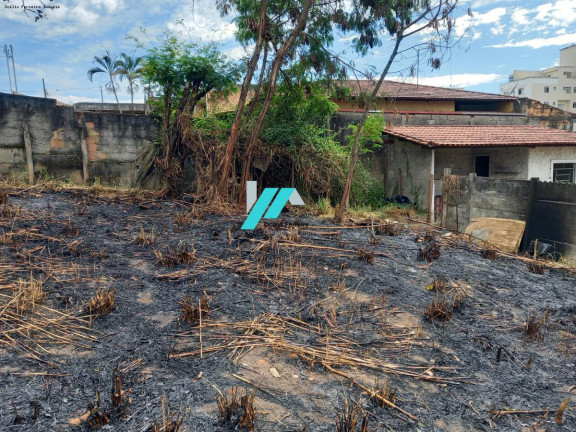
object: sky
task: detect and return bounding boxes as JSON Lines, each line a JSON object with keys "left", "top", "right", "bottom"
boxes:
{"left": 0, "top": 0, "right": 575, "bottom": 105}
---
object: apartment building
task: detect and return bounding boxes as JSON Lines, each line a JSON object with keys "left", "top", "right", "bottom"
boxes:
{"left": 500, "top": 44, "right": 576, "bottom": 113}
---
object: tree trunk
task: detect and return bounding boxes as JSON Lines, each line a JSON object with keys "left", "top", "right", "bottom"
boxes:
{"left": 217, "top": 0, "right": 269, "bottom": 199}
{"left": 334, "top": 33, "right": 404, "bottom": 223}
{"left": 238, "top": 0, "right": 313, "bottom": 205}
{"left": 110, "top": 72, "right": 123, "bottom": 114}
{"left": 130, "top": 80, "right": 134, "bottom": 112}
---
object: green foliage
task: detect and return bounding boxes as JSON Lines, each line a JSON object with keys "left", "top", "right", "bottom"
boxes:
{"left": 140, "top": 34, "right": 243, "bottom": 108}
{"left": 350, "top": 163, "right": 386, "bottom": 208}
{"left": 346, "top": 115, "right": 386, "bottom": 154}
{"left": 262, "top": 85, "right": 338, "bottom": 148}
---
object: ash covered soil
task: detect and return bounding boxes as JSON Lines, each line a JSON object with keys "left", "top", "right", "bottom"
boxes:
{"left": 1, "top": 187, "right": 576, "bottom": 432}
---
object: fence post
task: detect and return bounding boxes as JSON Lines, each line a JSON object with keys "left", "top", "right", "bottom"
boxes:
{"left": 466, "top": 173, "right": 476, "bottom": 230}
{"left": 523, "top": 177, "right": 538, "bottom": 252}
{"left": 23, "top": 123, "right": 35, "bottom": 185}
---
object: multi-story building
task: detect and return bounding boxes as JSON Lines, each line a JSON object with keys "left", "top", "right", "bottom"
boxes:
{"left": 500, "top": 45, "right": 576, "bottom": 113}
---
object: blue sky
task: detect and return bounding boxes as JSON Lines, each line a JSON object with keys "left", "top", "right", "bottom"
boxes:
{"left": 0, "top": 0, "right": 575, "bottom": 105}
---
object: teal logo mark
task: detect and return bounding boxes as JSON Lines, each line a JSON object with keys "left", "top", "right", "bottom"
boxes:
{"left": 241, "top": 181, "right": 304, "bottom": 230}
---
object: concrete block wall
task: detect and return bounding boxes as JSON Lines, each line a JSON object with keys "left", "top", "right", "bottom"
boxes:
{"left": 442, "top": 175, "right": 576, "bottom": 258}
{"left": 0, "top": 92, "right": 160, "bottom": 186}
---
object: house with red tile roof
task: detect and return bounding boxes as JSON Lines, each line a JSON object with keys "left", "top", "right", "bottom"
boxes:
{"left": 329, "top": 80, "right": 576, "bottom": 219}
{"left": 382, "top": 125, "right": 576, "bottom": 219}
{"left": 334, "top": 80, "right": 517, "bottom": 113}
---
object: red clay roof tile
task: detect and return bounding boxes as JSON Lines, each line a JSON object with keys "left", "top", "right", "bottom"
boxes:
{"left": 342, "top": 80, "right": 516, "bottom": 101}
{"left": 385, "top": 125, "right": 576, "bottom": 147}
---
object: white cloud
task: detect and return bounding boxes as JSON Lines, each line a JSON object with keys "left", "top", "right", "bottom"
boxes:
{"left": 166, "top": 0, "right": 237, "bottom": 43}
{"left": 388, "top": 73, "right": 504, "bottom": 88}
{"left": 488, "top": 33, "right": 576, "bottom": 49}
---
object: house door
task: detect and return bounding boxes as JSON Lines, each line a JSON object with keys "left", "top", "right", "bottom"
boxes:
{"left": 475, "top": 156, "right": 489, "bottom": 177}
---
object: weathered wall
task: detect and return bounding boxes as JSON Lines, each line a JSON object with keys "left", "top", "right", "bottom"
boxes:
{"left": 336, "top": 100, "right": 455, "bottom": 112}
{"left": 384, "top": 139, "right": 432, "bottom": 208}
{"left": 0, "top": 92, "right": 160, "bottom": 187}
{"left": 528, "top": 146, "right": 576, "bottom": 181}
{"left": 527, "top": 181, "right": 576, "bottom": 257}
{"left": 442, "top": 175, "right": 531, "bottom": 233}
{"left": 442, "top": 175, "right": 576, "bottom": 257}
{"left": 434, "top": 147, "right": 529, "bottom": 180}
{"left": 514, "top": 99, "right": 575, "bottom": 130}
{"left": 331, "top": 112, "right": 529, "bottom": 141}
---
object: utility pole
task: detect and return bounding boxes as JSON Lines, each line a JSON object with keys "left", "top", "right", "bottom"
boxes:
{"left": 4, "top": 45, "right": 13, "bottom": 93}
{"left": 42, "top": 78, "right": 47, "bottom": 98}
{"left": 10, "top": 45, "right": 17, "bottom": 93}
{"left": 100, "top": 86, "right": 104, "bottom": 112}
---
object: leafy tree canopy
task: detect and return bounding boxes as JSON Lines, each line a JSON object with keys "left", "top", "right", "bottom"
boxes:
{"left": 140, "top": 35, "right": 244, "bottom": 104}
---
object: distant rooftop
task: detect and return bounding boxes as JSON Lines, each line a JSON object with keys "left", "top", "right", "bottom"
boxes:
{"left": 386, "top": 125, "right": 576, "bottom": 148}
{"left": 340, "top": 80, "right": 516, "bottom": 102}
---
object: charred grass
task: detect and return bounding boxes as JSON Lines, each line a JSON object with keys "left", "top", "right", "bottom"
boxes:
{"left": 1, "top": 187, "right": 576, "bottom": 431}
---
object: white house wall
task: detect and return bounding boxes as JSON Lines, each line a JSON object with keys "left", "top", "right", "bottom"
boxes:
{"left": 528, "top": 146, "right": 576, "bottom": 181}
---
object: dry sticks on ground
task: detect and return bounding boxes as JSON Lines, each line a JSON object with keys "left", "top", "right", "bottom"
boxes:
{"left": 0, "top": 273, "right": 95, "bottom": 364}
{"left": 172, "top": 313, "right": 470, "bottom": 422}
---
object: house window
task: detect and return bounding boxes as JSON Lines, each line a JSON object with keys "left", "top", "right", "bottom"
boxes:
{"left": 518, "top": 88, "right": 524, "bottom": 95}
{"left": 553, "top": 163, "right": 575, "bottom": 183}
{"left": 565, "top": 72, "right": 573, "bottom": 78}
{"left": 573, "top": 102, "right": 576, "bottom": 108}
{"left": 543, "top": 101, "right": 549, "bottom": 105}
{"left": 563, "top": 87, "right": 572, "bottom": 93}
{"left": 559, "top": 103, "right": 565, "bottom": 109}
{"left": 544, "top": 86, "right": 550, "bottom": 93}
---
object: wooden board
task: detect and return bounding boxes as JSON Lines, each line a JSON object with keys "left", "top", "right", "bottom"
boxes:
{"left": 464, "top": 217, "right": 526, "bottom": 253}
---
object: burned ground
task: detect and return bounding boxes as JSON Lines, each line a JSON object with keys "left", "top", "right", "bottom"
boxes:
{"left": 0, "top": 187, "right": 575, "bottom": 432}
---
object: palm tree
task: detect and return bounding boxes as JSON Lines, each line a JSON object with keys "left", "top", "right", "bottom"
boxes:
{"left": 87, "top": 50, "right": 123, "bottom": 114}
{"left": 116, "top": 53, "right": 144, "bottom": 112}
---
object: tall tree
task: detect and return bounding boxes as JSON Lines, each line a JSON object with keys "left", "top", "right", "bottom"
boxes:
{"left": 87, "top": 50, "right": 123, "bottom": 114}
{"left": 141, "top": 35, "right": 243, "bottom": 196}
{"left": 334, "top": 0, "right": 463, "bottom": 223}
{"left": 216, "top": 0, "right": 345, "bottom": 201}
{"left": 116, "top": 53, "right": 144, "bottom": 112}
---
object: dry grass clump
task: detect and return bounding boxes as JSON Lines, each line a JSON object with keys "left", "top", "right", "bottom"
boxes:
{"left": 0, "top": 203, "right": 21, "bottom": 218}
{"left": 0, "top": 229, "right": 14, "bottom": 244}
{"left": 134, "top": 226, "right": 156, "bottom": 246}
{"left": 481, "top": 247, "right": 497, "bottom": 260}
{"left": 64, "top": 218, "right": 80, "bottom": 236}
{"left": 357, "top": 248, "right": 375, "bottom": 264}
{"left": 376, "top": 223, "right": 403, "bottom": 236}
{"left": 370, "top": 378, "right": 397, "bottom": 409}
{"left": 527, "top": 262, "right": 545, "bottom": 274}
{"left": 178, "top": 291, "right": 210, "bottom": 323}
{"left": 149, "top": 396, "right": 189, "bottom": 432}
{"left": 154, "top": 242, "right": 196, "bottom": 266}
{"left": 335, "top": 398, "right": 372, "bottom": 432}
{"left": 525, "top": 309, "right": 549, "bottom": 341}
{"left": 0, "top": 188, "right": 8, "bottom": 205}
{"left": 424, "top": 278, "right": 470, "bottom": 321}
{"left": 85, "top": 288, "right": 116, "bottom": 318}
{"left": 173, "top": 211, "right": 192, "bottom": 227}
{"left": 217, "top": 387, "right": 256, "bottom": 431}
{"left": 14, "top": 274, "right": 44, "bottom": 314}
{"left": 418, "top": 241, "right": 441, "bottom": 262}
{"left": 84, "top": 371, "right": 131, "bottom": 428}
{"left": 423, "top": 296, "right": 453, "bottom": 322}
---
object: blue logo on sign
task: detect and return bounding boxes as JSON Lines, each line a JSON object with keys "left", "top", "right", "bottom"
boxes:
{"left": 241, "top": 181, "right": 304, "bottom": 230}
